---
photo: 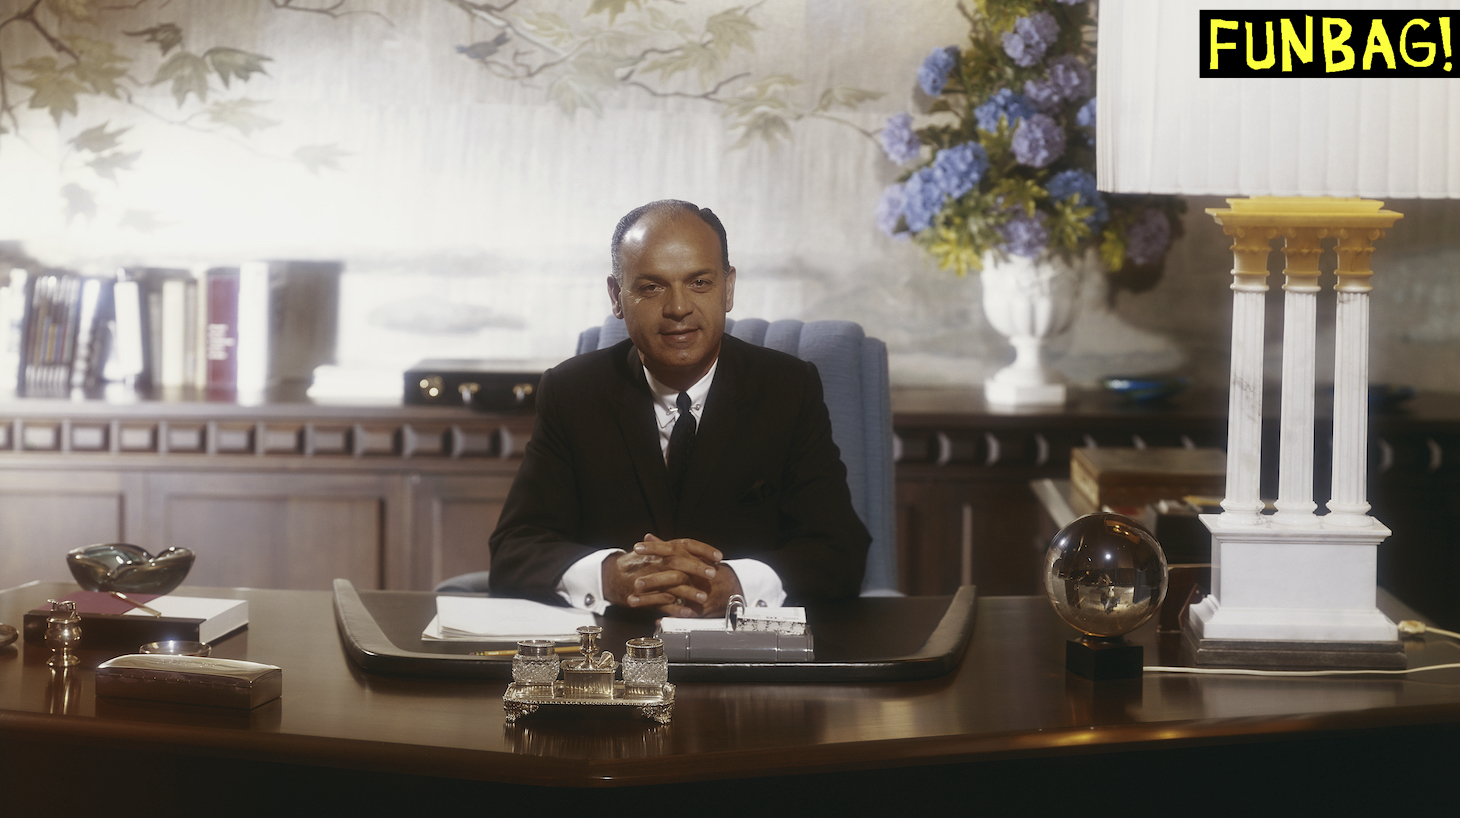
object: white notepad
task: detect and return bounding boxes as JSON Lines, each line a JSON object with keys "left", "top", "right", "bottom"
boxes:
{"left": 422, "top": 596, "right": 596, "bottom": 642}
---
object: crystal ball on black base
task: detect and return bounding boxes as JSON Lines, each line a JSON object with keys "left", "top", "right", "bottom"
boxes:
{"left": 1044, "top": 512, "right": 1168, "bottom": 638}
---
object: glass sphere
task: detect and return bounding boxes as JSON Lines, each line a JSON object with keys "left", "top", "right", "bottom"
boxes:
{"left": 1043, "top": 512, "right": 1168, "bottom": 638}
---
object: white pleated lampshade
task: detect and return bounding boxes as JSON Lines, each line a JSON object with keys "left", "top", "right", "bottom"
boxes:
{"left": 1096, "top": 0, "right": 1460, "bottom": 198}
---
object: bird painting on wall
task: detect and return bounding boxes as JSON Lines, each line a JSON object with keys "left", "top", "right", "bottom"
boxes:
{"left": 456, "top": 31, "right": 511, "bottom": 62}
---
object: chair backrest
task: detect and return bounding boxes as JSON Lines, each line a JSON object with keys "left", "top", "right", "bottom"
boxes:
{"left": 577, "top": 317, "right": 897, "bottom": 594}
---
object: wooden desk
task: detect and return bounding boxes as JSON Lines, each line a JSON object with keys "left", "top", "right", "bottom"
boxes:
{"left": 2, "top": 581, "right": 1458, "bottom": 813}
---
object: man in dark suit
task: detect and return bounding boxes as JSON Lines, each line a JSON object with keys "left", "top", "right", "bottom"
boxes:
{"left": 488, "top": 200, "right": 870, "bottom": 616}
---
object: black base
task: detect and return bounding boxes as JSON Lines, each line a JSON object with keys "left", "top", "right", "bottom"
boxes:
{"left": 1181, "top": 623, "right": 1407, "bottom": 670}
{"left": 1066, "top": 637, "right": 1143, "bottom": 680}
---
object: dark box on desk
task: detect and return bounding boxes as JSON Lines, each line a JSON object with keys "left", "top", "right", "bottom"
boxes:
{"left": 404, "top": 359, "right": 541, "bottom": 412}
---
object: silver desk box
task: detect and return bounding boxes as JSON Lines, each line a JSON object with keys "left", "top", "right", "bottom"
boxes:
{"left": 95, "top": 654, "right": 282, "bottom": 709}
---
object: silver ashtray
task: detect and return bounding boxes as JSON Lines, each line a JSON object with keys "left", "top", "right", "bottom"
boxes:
{"left": 67, "top": 543, "right": 195, "bottom": 595}
{"left": 140, "top": 640, "right": 211, "bottom": 657}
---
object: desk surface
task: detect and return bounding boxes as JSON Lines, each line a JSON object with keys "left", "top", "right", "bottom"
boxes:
{"left": 2, "top": 580, "right": 1459, "bottom": 790}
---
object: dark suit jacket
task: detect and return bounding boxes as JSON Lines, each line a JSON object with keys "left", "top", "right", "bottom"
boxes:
{"left": 487, "top": 334, "right": 871, "bottom": 604}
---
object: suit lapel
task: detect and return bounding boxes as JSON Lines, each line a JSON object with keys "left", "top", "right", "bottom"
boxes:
{"left": 615, "top": 344, "right": 676, "bottom": 536}
{"left": 675, "top": 336, "right": 753, "bottom": 528}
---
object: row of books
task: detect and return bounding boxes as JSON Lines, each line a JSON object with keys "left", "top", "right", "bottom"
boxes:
{"left": 0, "top": 261, "right": 341, "bottom": 398}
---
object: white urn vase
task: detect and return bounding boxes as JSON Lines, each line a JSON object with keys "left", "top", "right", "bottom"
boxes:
{"left": 980, "top": 251, "right": 1086, "bottom": 407}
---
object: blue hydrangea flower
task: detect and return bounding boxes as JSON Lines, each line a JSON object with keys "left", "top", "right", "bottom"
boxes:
{"left": 879, "top": 112, "right": 922, "bottom": 165}
{"left": 1011, "top": 113, "right": 1066, "bottom": 168}
{"left": 974, "top": 89, "right": 1034, "bottom": 132}
{"left": 1046, "top": 169, "right": 1107, "bottom": 230}
{"left": 901, "top": 167, "right": 945, "bottom": 233}
{"left": 875, "top": 184, "right": 910, "bottom": 240}
{"left": 1001, "top": 12, "right": 1059, "bottom": 67}
{"left": 1023, "top": 78, "right": 1063, "bottom": 112}
{"left": 1076, "top": 97, "right": 1097, "bottom": 129}
{"left": 931, "top": 142, "right": 989, "bottom": 200}
{"left": 918, "top": 46, "right": 959, "bottom": 97}
{"left": 1125, "top": 209, "right": 1172, "bottom": 265}
{"left": 1047, "top": 56, "right": 1092, "bottom": 102}
{"left": 999, "top": 210, "right": 1050, "bottom": 258}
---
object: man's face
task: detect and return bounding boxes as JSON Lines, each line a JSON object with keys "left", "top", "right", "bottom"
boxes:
{"left": 608, "top": 212, "right": 735, "bottom": 391}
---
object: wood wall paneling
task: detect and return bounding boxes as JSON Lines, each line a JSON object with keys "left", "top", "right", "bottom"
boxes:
{"left": 147, "top": 472, "right": 402, "bottom": 591}
{"left": 0, "top": 471, "right": 140, "bottom": 587}
{"left": 409, "top": 474, "right": 515, "bottom": 590}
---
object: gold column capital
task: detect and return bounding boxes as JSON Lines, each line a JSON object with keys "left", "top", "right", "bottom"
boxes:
{"left": 1207, "top": 196, "right": 1402, "bottom": 294}
{"left": 1333, "top": 226, "right": 1387, "bottom": 293}
{"left": 1219, "top": 224, "right": 1276, "bottom": 293}
{"left": 1280, "top": 226, "right": 1324, "bottom": 293}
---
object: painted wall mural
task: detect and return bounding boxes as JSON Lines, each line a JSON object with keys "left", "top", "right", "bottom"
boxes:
{"left": 2, "top": 0, "right": 1458, "bottom": 394}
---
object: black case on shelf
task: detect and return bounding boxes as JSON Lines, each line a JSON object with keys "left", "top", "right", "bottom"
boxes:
{"left": 403, "top": 360, "right": 541, "bottom": 412}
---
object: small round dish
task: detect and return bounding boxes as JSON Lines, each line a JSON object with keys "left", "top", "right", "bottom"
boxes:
{"left": 0, "top": 623, "right": 17, "bottom": 649}
{"left": 1101, "top": 375, "right": 1190, "bottom": 403}
{"left": 139, "top": 640, "right": 211, "bottom": 657}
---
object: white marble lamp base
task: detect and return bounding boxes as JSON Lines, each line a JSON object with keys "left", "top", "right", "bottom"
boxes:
{"left": 1184, "top": 513, "right": 1404, "bottom": 669}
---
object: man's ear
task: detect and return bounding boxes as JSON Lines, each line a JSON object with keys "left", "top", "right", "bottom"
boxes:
{"left": 724, "top": 267, "right": 736, "bottom": 313}
{"left": 607, "top": 275, "right": 624, "bottom": 319}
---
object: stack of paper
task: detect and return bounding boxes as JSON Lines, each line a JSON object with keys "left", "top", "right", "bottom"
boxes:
{"left": 422, "top": 596, "right": 596, "bottom": 642}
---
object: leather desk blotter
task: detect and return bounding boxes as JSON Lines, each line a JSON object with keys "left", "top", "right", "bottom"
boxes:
{"left": 332, "top": 579, "right": 977, "bottom": 683}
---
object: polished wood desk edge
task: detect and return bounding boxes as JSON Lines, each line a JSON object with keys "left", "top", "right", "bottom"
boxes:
{"left": 6, "top": 583, "right": 1460, "bottom": 788}
{"left": 7, "top": 692, "right": 1458, "bottom": 788}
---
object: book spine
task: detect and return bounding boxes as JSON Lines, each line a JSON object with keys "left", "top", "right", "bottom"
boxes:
{"left": 6, "top": 270, "right": 32, "bottom": 393}
{"left": 205, "top": 268, "right": 240, "bottom": 392}
{"left": 235, "top": 261, "right": 270, "bottom": 395}
{"left": 183, "top": 277, "right": 200, "bottom": 389}
{"left": 111, "top": 278, "right": 146, "bottom": 385}
{"left": 144, "top": 284, "right": 162, "bottom": 389}
{"left": 84, "top": 279, "right": 116, "bottom": 390}
{"left": 160, "top": 277, "right": 187, "bottom": 388}
{"left": 58, "top": 274, "right": 83, "bottom": 393}
{"left": 69, "top": 277, "right": 101, "bottom": 391}
{"left": 30, "top": 274, "right": 57, "bottom": 395}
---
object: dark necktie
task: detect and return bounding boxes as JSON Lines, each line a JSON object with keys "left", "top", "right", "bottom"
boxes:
{"left": 666, "top": 391, "right": 696, "bottom": 494}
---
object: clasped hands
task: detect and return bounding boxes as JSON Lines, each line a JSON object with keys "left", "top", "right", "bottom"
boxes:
{"left": 601, "top": 534, "right": 743, "bottom": 617}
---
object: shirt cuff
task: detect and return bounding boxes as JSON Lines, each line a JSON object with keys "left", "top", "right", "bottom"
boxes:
{"left": 557, "top": 549, "right": 622, "bottom": 614}
{"left": 724, "top": 559, "right": 786, "bottom": 608}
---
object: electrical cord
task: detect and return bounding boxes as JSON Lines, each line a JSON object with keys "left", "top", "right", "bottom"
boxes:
{"left": 1144, "top": 619, "right": 1460, "bottom": 677}
{"left": 1397, "top": 619, "right": 1460, "bottom": 641}
{"left": 1144, "top": 663, "right": 1460, "bottom": 677}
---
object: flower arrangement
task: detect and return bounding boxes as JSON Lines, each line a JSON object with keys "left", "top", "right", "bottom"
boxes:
{"left": 876, "top": 0, "right": 1185, "bottom": 294}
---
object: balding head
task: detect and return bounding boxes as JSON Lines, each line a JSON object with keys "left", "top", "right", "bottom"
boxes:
{"left": 611, "top": 200, "right": 729, "bottom": 286}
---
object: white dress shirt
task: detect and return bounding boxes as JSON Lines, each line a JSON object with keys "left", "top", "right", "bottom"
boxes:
{"left": 556, "top": 357, "right": 786, "bottom": 613}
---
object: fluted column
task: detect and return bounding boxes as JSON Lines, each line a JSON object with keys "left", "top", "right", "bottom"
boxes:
{"left": 1272, "top": 227, "right": 1323, "bottom": 526}
{"left": 1218, "top": 224, "right": 1273, "bottom": 525}
{"left": 1326, "top": 227, "right": 1386, "bottom": 526}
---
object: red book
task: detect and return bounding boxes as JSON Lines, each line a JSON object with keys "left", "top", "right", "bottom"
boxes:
{"left": 205, "top": 267, "right": 240, "bottom": 392}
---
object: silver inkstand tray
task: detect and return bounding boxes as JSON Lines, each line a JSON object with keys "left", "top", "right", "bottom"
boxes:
{"left": 503, "top": 625, "right": 674, "bottom": 724}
